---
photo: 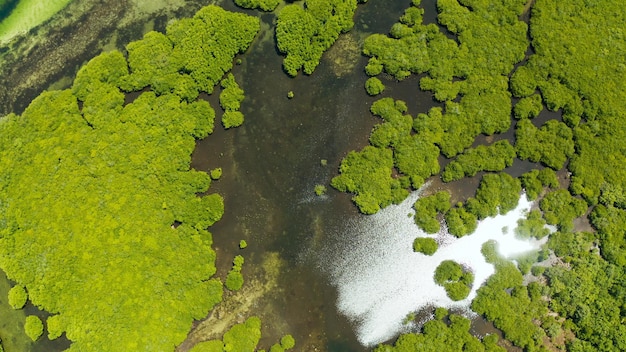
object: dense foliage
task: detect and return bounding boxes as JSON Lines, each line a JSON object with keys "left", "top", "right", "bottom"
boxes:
{"left": 276, "top": 0, "right": 366, "bottom": 76}
{"left": 220, "top": 73, "right": 246, "bottom": 129}
{"left": 373, "top": 308, "right": 505, "bottom": 352}
{"left": 334, "top": 0, "right": 626, "bottom": 349}
{"left": 519, "top": 168, "right": 559, "bottom": 200}
{"left": 365, "top": 77, "right": 385, "bottom": 96}
{"left": 441, "top": 140, "right": 516, "bottom": 182}
{"left": 331, "top": 98, "right": 439, "bottom": 213}
{"left": 466, "top": 173, "right": 521, "bottom": 220}
{"left": 234, "top": 0, "right": 281, "bottom": 12}
{"left": 539, "top": 189, "right": 587, "bottom": 232}
{"left": 24, "top": 316, "right": 43, "bottom": 342}
{"left": 7, "top": 285, "right": 26, "bottom": 309}
{"left": 433, "top": 260, "right": 473, "bottom": 301}
{"left": 443, "top": 205, "right": 477, "bottom": 238}
{"left": 333, "top": 0, "right": 528, "bottom": 225}
{"left": 123, "top": 6, "right": 259, "bottom": 96}
{"left": 471, "top": 261, "right": 548, "bottom": 351}
{"left": 0, "top": 5, "right": 260, "bottom": 351}
{"left": 515, "top": 119, "right": 574, "bottom": 170}
{"left": 514, "top": 209, "right": 550, "bottom": 240}
{"left": 225, "top": 255, "right": 245, "bottom": 291}
{"left": 412, "top": 237, "right": 438, "bottom": 256}
{"left": 412, "top": 191, "right": 450, "bottom": 234}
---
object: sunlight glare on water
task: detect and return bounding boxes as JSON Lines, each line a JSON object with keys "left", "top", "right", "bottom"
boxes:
{"left": 324, "top": 189, "right": 546, "bottom": 347}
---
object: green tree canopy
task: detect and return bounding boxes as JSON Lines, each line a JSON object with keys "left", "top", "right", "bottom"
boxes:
{"left": 276, "top": 0, "right": 365, "bottom": 76}
{"left": 413, "top": 237, "right": 438, "bottom": 256}
{"left": 7, "top": 285, "right": 27, "bottom": 309}
{"left": 0, "top": 5, "right": 260, "bottom": 351}
{"left": 413, "top": 191, "right": 450, "bottom": 234}
{"left": 24, "top": 316, "right": 43, "bottom": 342}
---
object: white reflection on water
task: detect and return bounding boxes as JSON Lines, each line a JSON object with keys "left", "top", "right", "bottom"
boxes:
{"left": 322, "top": 189, "right": 545, "bottom": 347}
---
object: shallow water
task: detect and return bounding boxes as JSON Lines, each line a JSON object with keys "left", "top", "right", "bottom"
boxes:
{"left": 313, "top": 190, "right": 546, "bottom": 347}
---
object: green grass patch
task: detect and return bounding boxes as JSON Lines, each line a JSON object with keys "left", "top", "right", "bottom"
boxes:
{"left": 0, "top": 0, "right": 74, "bottom": 44}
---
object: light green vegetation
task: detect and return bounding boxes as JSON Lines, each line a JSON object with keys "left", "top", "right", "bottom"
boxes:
{"left": 525, "top": 0, "right": 626, "bottom": 206}
{"left": 441, "top": 140, "right": 516, "bottom": 182}
{"left": 122, "top": 6, "right": 259, "bottom": 96}
{"left": 465, "top": 173, "right": 521, "bottom": 220}
{"left": 335, "top": 0, "right": 626, "bottom": 349}
{"left": 190, "top": 317, "right": 260, "bottom": 352}
{"left": 220, "top": 73, "right": 246, "bottom": 129}
{"left": 226, "top": 255, "right": 245, "bottom": 291}
{"left": 515, "top": 119, "right": 574, "bottom": 170}
{"left": 513, "top": 94, "right": 543, "bottom": 119}
{"left": 519, "top": 168, "right": 559, "bottom": 200}
{"left": 234, "top": 0, "right": 281, "bottom": 12}
{"left": 7, "top": 284, "right": 26, "bottom": 309}
{"left": 222, "top": 111, "right": 245, "bottom": 129}
{"left": 539, "top": 189, "right": 587, "bottom": 232}
{"left": 374, "top": 308, "right": 505, "bottom": 352}
{"left": 0, "top": 5, "right": 260, "bottom": 351}
{"left": 239, "top": 240, "right": 248, "bottom": 249}
{"left": 220, "top": 74, "right": 245, "bottom": 112}
{"left": 363, "top": 0, "right": 525, "bottom": 155}
{"left": 413, "top": 191, "right": 450, "bottom": 234}
{"left": 0, "top": 0, "right": 73, "bottom": 45}
{"left": 434, "top": 260, "right": 473, "bottom": 301}
{"left": 330, "top": 146, "right": 403, "bottom": 214}
{"left": 444, "top": 205, "right": 477, "bottom": 238}
{"left": 331, "top": 98, "right": 439, "bottom": 213}
{"left": 276, "top": 0, "right": 367, "bottom": 76}
{"left": 24, "top": 316, "right": 43, "bottom": 341}
{"left": 314, "top": 184, "right": 327, "bottom": 196}
{"left": 472, "top": 260, "right": 548, "bottom": 351}
{"left": 514, "top": 210, "right": 550, "bottom": 240}
{"left": 412, "top": 237, "right": 437, "bottom": 256}
{"left": 545, "top": 228, "right": 626, "bottom": 351}
{"left": 189, "top": 317, "right": 295, "bottom": 352}
{"left": 280, "top": 335, "right": 296, "bottom": 349}
{"left": 210, "top": 167, "right": 223, "bottom": 180}
{"left": 365, "top": 77, "right": 385, "bottom": 96}
{"left": 445, "top": 173, "right": 521, "bottom": 237}
{"left": 287, "top": 91, "right": 294, "bottom": 99}
{"left": 334, "top": 0, "right": 527, "bottom": 224}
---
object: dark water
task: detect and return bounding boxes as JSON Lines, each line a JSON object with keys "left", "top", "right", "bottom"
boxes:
{"left": 0, "top": 0, "right": 18, "bottom": 21}
{"left": 190, "top": 1, "right": 421, "bottom": 350}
